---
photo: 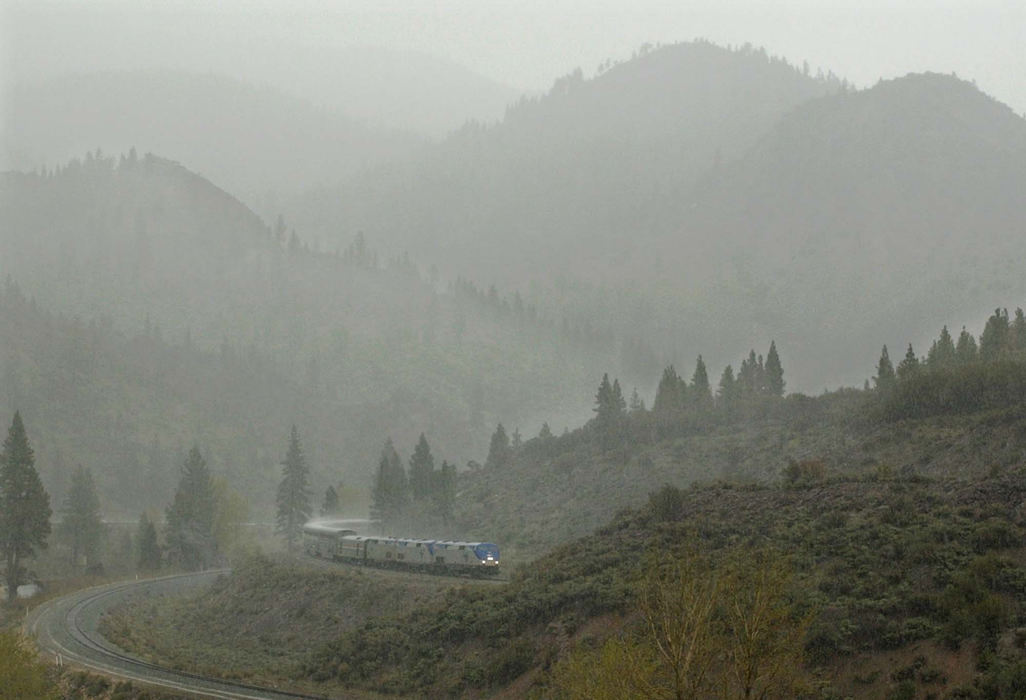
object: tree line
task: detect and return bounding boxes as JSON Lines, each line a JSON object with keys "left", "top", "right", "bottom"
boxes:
{"left": 369, "top": 433, "right": 456, "bottom": 533}
{"left": 0, "top": 409, "right": 323, "bottom": 600}
{"left": 872, "top": 308, "right": 1026, "bottom": 420}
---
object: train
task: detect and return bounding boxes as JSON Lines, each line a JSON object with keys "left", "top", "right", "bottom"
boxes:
{"left": 301, "top": 520, "right": 501, "bottom": 577}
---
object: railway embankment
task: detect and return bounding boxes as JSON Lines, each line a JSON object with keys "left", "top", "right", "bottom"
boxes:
{"left": 99, "top": 554, "right": 464, "bottom": 694}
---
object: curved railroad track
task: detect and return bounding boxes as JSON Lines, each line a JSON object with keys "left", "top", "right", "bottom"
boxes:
{"left": 26, "top": 571, "right": 346, "bottom": 700}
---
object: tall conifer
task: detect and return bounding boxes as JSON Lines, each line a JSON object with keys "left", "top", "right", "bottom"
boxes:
{"left": 955, "top": 327, "right": 978, "bottom": 365}
{"left": 485, "top": 423, "right": 511, "bottom": 470}
{"left": 764, "top": 341, "right": 785, "bottom": 396}
{"left": 58, "top": 466, "right": 104, "bottom": 567}
{"left": 276, "top": 425, "right": 312, "bottom": 552}
{"left": 165, "top": 446, "right": 216, "bottom": 571}
{"left": 874, "top": 346, "right": 896, "bottom": 391}
{"left": 408, "top": 434, "right": 435, "bottom": 501}
{"left": 691, "top": 356, "right": 711, "bottom": 404}
{"left": 0, "top": 412, "right": 51, "bottom": 601}
{"left": 370, "top": 438, "right": 407, "bottom": 528}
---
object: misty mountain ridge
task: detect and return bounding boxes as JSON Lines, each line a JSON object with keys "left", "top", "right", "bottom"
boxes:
{"left": 1, "top": 153, "right": 649, "bottom": 515}
{"left": 286, "top": 45, "right": 1026, "bottom": 391}
{"left": 289, "top": 41, "right": 845, "bottom": 274}
{"left": 673, "top": 71, "right": 1026, "bottom": 385}
{"left": 1, "top": 70, "right": 428, "bottom": 213}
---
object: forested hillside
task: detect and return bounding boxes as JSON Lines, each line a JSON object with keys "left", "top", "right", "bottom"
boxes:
{"left": 286, "top": 43, "right": 1026, "bottom": 391}
{"left": 105, "top": 310, "right": 1026, "bottom": 697}
{"left": 0, "top": 155, "right": 658, "bottom": 516}
{"left": 445, "top": 309, "right": 1026, "bottom": 551}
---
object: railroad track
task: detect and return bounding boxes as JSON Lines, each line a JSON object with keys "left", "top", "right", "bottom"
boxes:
{"left": 26, "top": 571, "right": 349, "bottom": 700}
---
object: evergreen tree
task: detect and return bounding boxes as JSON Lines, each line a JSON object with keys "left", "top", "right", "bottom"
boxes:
{"left": 136, "top": 513, "right": 161, "bottom": 572}
{"left": 629, "top": 387, "right": 646, "bottom": 413}
{"left": 874, "top": 346, "right": 896, "bottom": 391}
{"left": 321, "top": 485, "right": 339, "bottom": 516}
{"left": 718, "top": 364, "right": 738, "bottom": 411}
{"left": 927, "top": 326, "right": 956, "bottom": 368}
{"left": 276, "top": 425, "right": 312, "bottom": 552}
{"left": 165, "top": 446, "right": 216, "bottom": 571}
{"left": 691, "top": 356, "right": 711, "bottom": 405}
{"left": 432, "top": 460, "right": 457, "bottom": 528}
{"left": 594, "top": 373, "right": 613, "bottom": 417}
{"left": 485, "top": 423, "right": 511, "bottom": 470}
{"left": 538, "top": 422, "right": 553, "bottom": 440}
{"left": 955, "top": 326, "right": 979, "bottom": 365}
{"left": 979, "top": 308, "right": 1010, "bottom": 360}
{"left": 739, "top": 350, "right": 760, "bottom": 395}
{"left": 408, "top": 434, "right": 435, "bottom": 501}
{"left": 611, "top": 379, "right": 627, "bottom": 415}
{"left": 764, "top": 341, "right": 785, "bottom": 396}
{"left": 370, "top": 438, "right": 407, "bottom": 528}
{"left": 653, "top": 366, "right": 683, "bottom": 413}
{"left": 0, "top": 412, "right": 51, "bottom": 601}
{"left": 1012, "top": 308, "right": 1026, "bottom": 352}
{"left": 58, "top": 466, "right": 104, "bottom": 567}
{"left": 896, "top": 343, "right": 920, "bottom": 382}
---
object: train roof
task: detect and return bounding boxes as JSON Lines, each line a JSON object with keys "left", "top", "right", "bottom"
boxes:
{"left": 338, "top": 534, "right": 497, "bottom": 548}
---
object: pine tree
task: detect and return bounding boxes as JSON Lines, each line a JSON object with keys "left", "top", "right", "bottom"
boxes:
{"left": 653, "top": 366, "right": 683, "bottom": 413}
{"left": 370, "top": 438, "right": 407, "bottom": 528}
{"left": 955, "top": 327, "right": 978, "bottom": 364}
{"left": 611, "top": 379, "right": 627, "bottom": 415}
{"left": 432, "top": 460, "right": 457, "bottom": 527}
{"left": 691, "top": 356, "right": 712, "bottom": 406}
{"left": 979, "top": 308, "right": 1010, "bottom": 360}
{"left": 321, "top": 485, "right": 339, "bottom": 516}
{"left": 58, "top": 466, "right": 104, "bottom": 568}
{"left": 629, "top": 388, "right": 646, "bottom": 413}
{"left": 927, "top": 326, "right": 956, "bottom": 368}
{"left": 136, "top": 513, "right": 161, "bottom": 572}
{"left": 538, "top": 422, "right": 553, "bottom": 440}
{"left": 1012, "top": 308, "right": 1026, "bottom": 352}
{"left": 874, "top": 346, "right": 896, "bottom": 391}
{"left": 764, "top": 341, "right": 785, "bottom": 396}
{"left": 0, "top": 412, "right": 51, "bottom": 601}
{"left": 594, "top": 373, "right": 614, "bottom": 418}
{"left": 896, "top": 343, "right": 920, "bottom": 382}
{"left": 485, "top": 423, "right": 511, "bottom": 470}
{"left": 718, "top": 364, "right": 738, "bottom": 410}
{"left": 276, "top": 425, "right": 312, "bottom": 552}
{"left": 165, "top": 446, "right": 216, "bottom": 571}
{"left": 408, "top": 434, "right": 435, "bottom": 501}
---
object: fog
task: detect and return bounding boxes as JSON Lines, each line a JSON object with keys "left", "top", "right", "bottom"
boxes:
{"left": 2, "top": 3, "right": 1026, "bottom": 697}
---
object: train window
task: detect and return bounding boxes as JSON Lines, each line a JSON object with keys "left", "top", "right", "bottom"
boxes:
{"left": 397, "top": 554, "right": 404, "bottom": 560}
{"left": 416, "top": 543, "right": 421, "bottom": 547}
{"left": 458, "top": 545, "right": 465, "bottom": 550}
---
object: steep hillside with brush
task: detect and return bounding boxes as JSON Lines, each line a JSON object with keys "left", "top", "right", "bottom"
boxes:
{"left": 0, "top": 155, "right": 647, "bottom": 515}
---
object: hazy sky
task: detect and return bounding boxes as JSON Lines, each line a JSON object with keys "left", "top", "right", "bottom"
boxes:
{"left": 2, "top": 0, "right": 1024, "bottom": 114}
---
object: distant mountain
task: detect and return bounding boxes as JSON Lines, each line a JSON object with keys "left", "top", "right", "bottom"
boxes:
{"left": 290, "top": 41, "right": 843, "bottom": 284}
{"left": 1, "top": 71, "right": 427, "bottom": 211}
{"left": 243, "top": 45, "right": 525, "bottom": 137}
{"left": 666, "top": 72, "right": 1026, "bottom": 386}
{"left": 288, "top": 47, "right": 1026, "bottom": 391}
{"left": 0, "top": 154, "right": 648, "bottom": 515}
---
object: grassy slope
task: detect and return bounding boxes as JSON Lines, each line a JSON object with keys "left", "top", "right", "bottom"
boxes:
{"left": 105, "top": 412, "right": 1026, "bottom": 698}
{"left": 455, "top": 392, "right": 1026, "bottom": 554}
